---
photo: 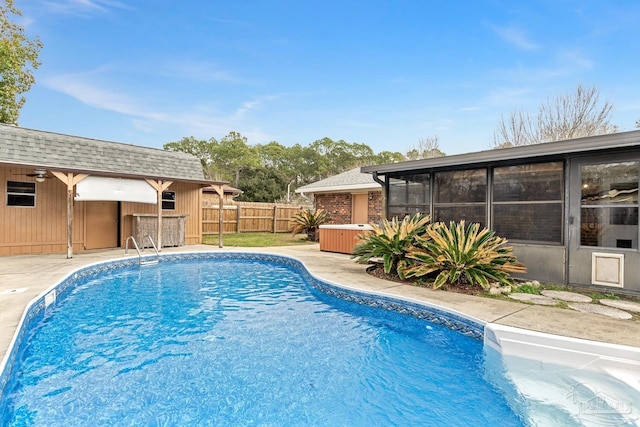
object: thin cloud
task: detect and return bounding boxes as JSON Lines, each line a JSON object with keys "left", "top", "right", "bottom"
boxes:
{"left": 233, "top": 95, "right": 280, "bottom": 119}
{"left": 486, "top": 87, "right": 534, "bottom": 106}
{"left": 161, "top": 60, "right": 241, "bottom": 84}
{"left": 43, "top": 74, "right": 165, "bottom": 120}
{"left": 488, "top": 24, "right": 538, "bottom": 50}
{"left": 41, "top": 0, "right": 130, "bottom": 16}
{"left": 42, "top": 73, "right": 276, "bottom": 141}
{"left": 557, "top": 49, "right": 594, "bottom": 70}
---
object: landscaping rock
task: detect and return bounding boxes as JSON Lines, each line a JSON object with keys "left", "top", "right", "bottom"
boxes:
{"left": 567, "top": 303, "right": 632, "bottom": 320}
{"left": 540, "top": 290, "right": 592, "bottom": 303}
{"left": 508, "top": 293, "right": 558, "bottom": 306}
{"left": 599, "top": 299, "right": 640, "bottom": 314}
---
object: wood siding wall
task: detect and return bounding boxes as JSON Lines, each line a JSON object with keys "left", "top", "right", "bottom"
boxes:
{"left": 0, "top": 166, "right": 85, "bottom": 255}
{"left": 1, "top": 165, "right": 204, "bottom": 255}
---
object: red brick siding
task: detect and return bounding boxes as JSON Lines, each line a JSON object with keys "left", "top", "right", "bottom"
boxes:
{"left": 315, "top": 191, "right": 382, "bottom": 225}
{"left": 367, "top": 191, "right": 382, "bottom": 224}
{"left": 315, "top": 193, "right": 352, "bottom": 224}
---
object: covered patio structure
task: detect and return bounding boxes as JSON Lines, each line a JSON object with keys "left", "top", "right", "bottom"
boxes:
{"left": 0, "top": 124, "right": 227, "bottom": 257}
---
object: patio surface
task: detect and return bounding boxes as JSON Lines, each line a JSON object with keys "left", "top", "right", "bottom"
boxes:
{"left": 1, "top": 243, "right": 640, "bottom": 363}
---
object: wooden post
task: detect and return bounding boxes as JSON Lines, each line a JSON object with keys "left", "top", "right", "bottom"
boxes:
{"left": 51, "top": 172, "right": 88, "bottom": 259}
{"left": 236, "top": 205, "right": 241, "bottom": 234}
{"left": 210, "top": 184, "right": 225, "bottom": 248}
{"left": 272, "top": 205, "right": 278, "bottom": 233}
{"left": 145, "top": 179, "right": 173, "bottom": 250}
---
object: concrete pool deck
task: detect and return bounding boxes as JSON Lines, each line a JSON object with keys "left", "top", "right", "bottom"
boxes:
{"left": 1, "top": 243, "right": 640, "bottom": 362}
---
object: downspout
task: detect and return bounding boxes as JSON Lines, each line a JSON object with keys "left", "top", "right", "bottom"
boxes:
{"left": 299, "top": 191, "right": 312, "bottom": 204}
{"left": 372, "top": 172, "right": 387, "bottom": 220}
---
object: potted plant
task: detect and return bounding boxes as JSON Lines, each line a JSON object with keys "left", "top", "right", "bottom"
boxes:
{"left": 290, "top": 208, "right": 330, "bottom": 241}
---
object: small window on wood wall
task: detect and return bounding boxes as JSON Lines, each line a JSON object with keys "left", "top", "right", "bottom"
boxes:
{"left": 162, "top": 191, "right": 176, "bottom": 210}
{"left": 7, "top": 181, "right": 36, "bottom": 207}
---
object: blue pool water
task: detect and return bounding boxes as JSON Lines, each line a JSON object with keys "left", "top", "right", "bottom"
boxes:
{"left": 0, "top": 256, "right": 524, "bottom": 426}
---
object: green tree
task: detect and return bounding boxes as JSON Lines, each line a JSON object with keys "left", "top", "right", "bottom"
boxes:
{"left": 211, "top": 131, "right": 260, "bottom": 185}
{"left": 371, "top": 150, "right": 406, "bottom": 165}
{"left": 164, "top": 136, "right": 216, "bottom": 173}
{"left": 308, "top": 137, "right": 392, "bottom": 178}
{"left": 0, "top": 0, "right": 43, "bottom": 124}
{"left": 164, "top": 132, "right": 403, "bottom": 200}
{"left": 236, "top": 166, "right": 288, "bottom": 202}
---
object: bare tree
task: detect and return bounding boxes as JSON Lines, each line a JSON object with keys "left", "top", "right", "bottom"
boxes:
{"left": 406, "top": 135, "right": 446, "bottom": 160}
{"left": 493, "top": 84, "right": 619, "bottom": 148}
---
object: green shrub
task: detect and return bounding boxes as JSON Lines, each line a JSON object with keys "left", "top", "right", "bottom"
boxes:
{"left": 402, "top": 221, "right": 527, "bottom": 290}
{"left": 289, "top": 208, "right": 330, "bottom": 241}
{"left": 352, "top": 214, "right": 431, "bottom": 278}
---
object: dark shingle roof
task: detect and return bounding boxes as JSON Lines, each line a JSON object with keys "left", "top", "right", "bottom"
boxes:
{"left": 0, "top": 124, "right": 210, "bottom": 182}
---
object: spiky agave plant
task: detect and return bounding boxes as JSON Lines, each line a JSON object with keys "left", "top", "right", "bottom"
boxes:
{"left": 352, "top": 213, "right": 430, "bottom": 278}
{"left": 401, "top": 220, "right": 526, "bottom": 289}
{"left": 289, "top": 208, "right": 330, "bottom": 241}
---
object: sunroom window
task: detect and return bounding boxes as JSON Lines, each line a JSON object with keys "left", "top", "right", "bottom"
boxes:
{"left": 580, "top": 161, "right": 638, "bottom": 249}
{"left": 387, "top": 174, "right": 429, "bottom": 219}
{"left": 433, "top": 169, "right": 486, "bottom": 226}
{"left": 492, "top": 162, "right": 564, "bottom": 243}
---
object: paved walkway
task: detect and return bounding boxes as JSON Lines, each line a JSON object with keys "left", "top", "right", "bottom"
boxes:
{"left": 1, "top": 244, "right": 640, "bottom": 362}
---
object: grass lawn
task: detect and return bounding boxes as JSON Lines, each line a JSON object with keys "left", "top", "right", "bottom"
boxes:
{"left": 202, "top": 233, "right": 315, "bottom": 247}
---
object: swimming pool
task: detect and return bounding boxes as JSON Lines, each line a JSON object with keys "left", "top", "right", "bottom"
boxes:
{"left": 0, "top": 253, "right": 524, "bottom": 426}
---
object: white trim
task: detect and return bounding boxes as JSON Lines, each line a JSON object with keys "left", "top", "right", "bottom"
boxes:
{"left": 295, "top": 182, "right": 380, "bottom": 194}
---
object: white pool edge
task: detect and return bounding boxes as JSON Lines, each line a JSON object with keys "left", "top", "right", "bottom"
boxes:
{"left": 485, "top": 323, "right": 640, "bottom": 387}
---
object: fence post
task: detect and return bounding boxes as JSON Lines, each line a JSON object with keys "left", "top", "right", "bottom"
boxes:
{"left": 236, "top": 205, "right": 241, "bottom": 234}
{"left": 273, "top": 205, "right": 278, "bottom": 233}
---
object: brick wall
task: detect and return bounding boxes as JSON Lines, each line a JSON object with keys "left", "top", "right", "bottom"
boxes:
{"left": 315, "top": 191, "right": 383, "bottom": 225}
{"left": 367, "top": 191, "right": 382, "bottom": 224}
{"left": 315, "top": 193, "right": 352, "bottom": 224}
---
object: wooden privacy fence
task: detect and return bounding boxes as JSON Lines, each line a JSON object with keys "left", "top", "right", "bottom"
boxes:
{"left": 202, "top": 202, "right": 307, "bottom": 234}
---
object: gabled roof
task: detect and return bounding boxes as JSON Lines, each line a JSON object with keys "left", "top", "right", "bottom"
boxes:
{"left": 295, "top": 167, "right": 380, "bottom": 194}
{"left": 0, "top": 124, "right": 216, "bottom": 183}
{"left": 362, "top": 129, "right": 640, "bottom": 175}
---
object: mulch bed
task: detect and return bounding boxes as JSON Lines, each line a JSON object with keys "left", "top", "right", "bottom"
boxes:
{"left": 365, "top": 263, "right": 484, "bottom": 295}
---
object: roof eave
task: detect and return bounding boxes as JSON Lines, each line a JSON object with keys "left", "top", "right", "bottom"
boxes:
{"left": 0, "top": 160, "right": 225, "bottom": 186}
{"left": 295, "top": 182, "right": 381, "bottom": 194}
{"left": 361, "top": 130, "right": 640, "bottom": 175}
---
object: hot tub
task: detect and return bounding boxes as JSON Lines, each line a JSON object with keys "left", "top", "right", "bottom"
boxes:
{"left": 319, "top": 224, "right": 373, "bottom": 254}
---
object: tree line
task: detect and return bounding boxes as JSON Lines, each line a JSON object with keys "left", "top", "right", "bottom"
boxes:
{"left": 163, "top": 134, "right": 407, "bottom": 203}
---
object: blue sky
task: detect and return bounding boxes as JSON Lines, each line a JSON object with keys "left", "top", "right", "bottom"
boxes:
{"left": 15, "top": 0, "right": 640, "bottom": 156}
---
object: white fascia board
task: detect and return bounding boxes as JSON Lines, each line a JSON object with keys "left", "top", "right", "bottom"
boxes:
{"left": 295, "top": 183, "right": 380, "bottom": 194}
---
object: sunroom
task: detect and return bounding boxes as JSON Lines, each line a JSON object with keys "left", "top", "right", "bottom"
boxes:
{"left": 361, "top": 130, "right": 640, "bottom": 294}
